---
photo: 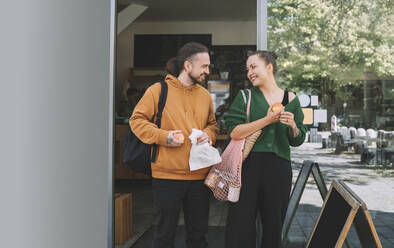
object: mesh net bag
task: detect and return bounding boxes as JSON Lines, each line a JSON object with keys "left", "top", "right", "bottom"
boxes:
{"left": 205, "top": 89, "right": 261, "bottom": 202}
{"left": 243, "top": 130, "right": 262, "bottom": 161}
{"left": 205, "top": 139, "right": 245, "bottom": 202}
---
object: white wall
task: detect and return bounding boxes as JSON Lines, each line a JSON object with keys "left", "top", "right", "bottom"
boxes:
{"left": 0, "top": 1, "right": 114, "bottom": 247}
{"left": 117, "top": 3, "right": 148, "bottom": 34}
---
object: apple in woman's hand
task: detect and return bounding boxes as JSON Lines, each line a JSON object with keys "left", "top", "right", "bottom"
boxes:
{"left": 272, "top": 103, "right": 284, "bottom": 113}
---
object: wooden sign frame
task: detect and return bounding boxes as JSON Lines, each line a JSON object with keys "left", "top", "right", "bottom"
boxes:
{"left": 306, "top": 180, "right": 382, "bottom": 248}
{"left": 281, "top": 160, "right": 328, "bottom": 243}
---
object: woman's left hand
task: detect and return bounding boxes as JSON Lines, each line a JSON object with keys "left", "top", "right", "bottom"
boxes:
{"left": 280, "top": 111, "right": 299, "bottom": 137}
{"left": 279, "top": 111, "right": 296, "bottom": 129}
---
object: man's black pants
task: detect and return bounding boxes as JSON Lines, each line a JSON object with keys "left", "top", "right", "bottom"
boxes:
{"left": 225, "top": 152, "right": 293, "bottom": 248}
{"left": 152, "top": 178, "right": 209, "bottom": 248}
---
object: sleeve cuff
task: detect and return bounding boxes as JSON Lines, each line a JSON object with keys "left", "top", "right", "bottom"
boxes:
{"left": 204, "top": 129, "right": 216, "bottom": 145}
{"left": 289, "top": 130, "right": 305, "bottom": 146}
{"left": 158, "top": 130, "right": 169, "bottom": 146}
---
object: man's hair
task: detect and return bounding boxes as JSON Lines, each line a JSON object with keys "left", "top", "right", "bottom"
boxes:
{"left": 249, "top": 50, "right": 278, "bottom": 76}
{"left": 166, "top": 42, "right": 209, "bottom": 77}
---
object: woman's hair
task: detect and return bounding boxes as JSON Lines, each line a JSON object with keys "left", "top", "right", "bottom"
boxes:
{"left": 166, "top": 42, "right": 209, "bottom": 76}
{"left": 249, "top": 50, "right": 278, "bottom": 75}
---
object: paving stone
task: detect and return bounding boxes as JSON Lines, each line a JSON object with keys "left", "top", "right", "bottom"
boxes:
{"left": 286, "top": 142, "right": 394, "bottom": 247}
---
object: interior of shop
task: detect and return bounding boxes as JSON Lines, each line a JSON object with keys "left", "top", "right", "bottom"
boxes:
{"left": 113, "top": 0, "right": 394, "bottom": 246}
{"left": 113, "top": 0, "right": 257, "bottom": 246}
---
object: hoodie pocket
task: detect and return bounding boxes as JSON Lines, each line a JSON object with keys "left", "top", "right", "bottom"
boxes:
{"left": 153, "top": 144, "right": 192, "bottom": 173}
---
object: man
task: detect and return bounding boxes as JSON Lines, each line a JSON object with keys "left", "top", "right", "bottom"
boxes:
{"left": 129, "top": 42, "right": 218, "bottom": 248}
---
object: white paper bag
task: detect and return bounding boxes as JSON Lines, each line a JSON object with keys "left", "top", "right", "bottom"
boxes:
{"left": 188, "top": 129, "right": 222, "bottom": 171}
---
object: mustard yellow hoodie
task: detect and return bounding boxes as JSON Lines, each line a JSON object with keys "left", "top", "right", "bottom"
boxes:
{"left": 129, "top": 74, "right": 218, "bottom": 180}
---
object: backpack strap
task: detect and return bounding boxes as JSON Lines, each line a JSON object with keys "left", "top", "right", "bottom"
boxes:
{"left": 151, "top": 80, "right": 168, "bottom": 162}
{"left": 155, "top": 81, "right": 168, "bottom": 127}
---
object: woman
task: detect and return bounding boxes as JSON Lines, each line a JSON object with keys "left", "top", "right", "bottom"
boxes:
{"left": 224, "top": 51, "right": 306, "bottom": 247}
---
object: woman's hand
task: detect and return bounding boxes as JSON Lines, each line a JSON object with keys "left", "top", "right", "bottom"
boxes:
{"left": 280, "top": 112, "right": 299, "bottom": 137}
{"left": 279, "top": 111, "right": 295, "bottom": 128}
{"left": 166, "top": 130, "right": 184, "bottom": 147}
{"left": 265, "top": 105, "right": 281, "bottom": 124}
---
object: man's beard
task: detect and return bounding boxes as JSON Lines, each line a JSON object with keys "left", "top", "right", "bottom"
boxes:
{"left": 189, "top": 73, "right": 207, "bottom": 85}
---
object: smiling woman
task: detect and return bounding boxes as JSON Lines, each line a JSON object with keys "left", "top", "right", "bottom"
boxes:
{"left": 224, "top": 50, "right": 306, "bottom": 248}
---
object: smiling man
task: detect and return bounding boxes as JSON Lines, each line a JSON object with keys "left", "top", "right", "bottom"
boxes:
{"left": 130, "top": 42, "right": 218, "bottom": 248}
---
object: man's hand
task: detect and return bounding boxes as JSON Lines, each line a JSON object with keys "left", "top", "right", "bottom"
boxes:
{"left": 197, "top": 132, "right": 211, "bottom": 145}
{"left": 166, "top": 130, "right": 184, "bottom": 147}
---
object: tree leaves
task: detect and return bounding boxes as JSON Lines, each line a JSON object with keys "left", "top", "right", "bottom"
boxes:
{"left": 268, "top": 0, "right": 393, "bottom": 93}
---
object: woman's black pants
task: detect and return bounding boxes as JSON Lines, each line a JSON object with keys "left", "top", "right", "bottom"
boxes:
{"left": 225, "top": 152, "right": 293, "bottom": 248}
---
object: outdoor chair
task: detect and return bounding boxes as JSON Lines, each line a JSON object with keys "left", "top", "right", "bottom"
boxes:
{"left": 376, "top": 130, "right": 394, "bottom": 166}
{"left": 334, "top": 134, "right": 348, "bottom": 154}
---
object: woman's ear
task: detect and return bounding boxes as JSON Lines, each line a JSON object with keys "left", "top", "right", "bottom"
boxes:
{"left": 266, "top": 63, "right": 273, "bottom": 74}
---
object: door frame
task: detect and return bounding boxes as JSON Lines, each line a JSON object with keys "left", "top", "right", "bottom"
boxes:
{"left": 108, "top": 0, "right": 117, "bottom": 247}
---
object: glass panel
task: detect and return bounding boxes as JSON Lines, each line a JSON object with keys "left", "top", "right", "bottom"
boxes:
{"left": 267, "top": 0, "right": 393, "bottom": 131}
{"left": 266, "top": 3, "right": 393, "bottom": 246}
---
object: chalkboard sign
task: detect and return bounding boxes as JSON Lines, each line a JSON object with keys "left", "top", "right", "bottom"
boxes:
{"left": 337, "top": 181, "right": 382, "bottom": 248}
{"left": 281, "top": 161, "right": 328, "bottom": 244}
{"left": 306, "top": 180, "right": 382, "bottom": 248}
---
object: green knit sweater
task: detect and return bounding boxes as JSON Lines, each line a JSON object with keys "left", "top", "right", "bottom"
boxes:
{"left": 224, "top": 87, "right": 307, "bottom": 161}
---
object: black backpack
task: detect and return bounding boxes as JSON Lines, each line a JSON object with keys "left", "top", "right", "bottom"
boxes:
{"left": 122, "top": 81, "right": 168, "bottom": 175}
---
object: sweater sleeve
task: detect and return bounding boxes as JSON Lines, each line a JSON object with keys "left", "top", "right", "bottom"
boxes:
{"left": 203, "top": 96, "right": 219, "bottom": 145}
{"left": 129, "top": 84, "right": 169, "bottom": 146}
{"left": 288, "top": 97, "right": 307, "bottom": 147}
{"left": 224, "top": 91, "right": 247, "bottom": 136}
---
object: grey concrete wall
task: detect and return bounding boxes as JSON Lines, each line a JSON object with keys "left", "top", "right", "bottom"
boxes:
{"left": 0, "top": 1, "right": 114, "bottom": 247}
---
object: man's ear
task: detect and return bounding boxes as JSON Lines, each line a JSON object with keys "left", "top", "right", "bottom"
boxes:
{"left": 184, "top": 60, "right": 192, "bottom": 73}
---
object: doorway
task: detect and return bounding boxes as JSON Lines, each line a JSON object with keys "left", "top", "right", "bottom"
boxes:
{"left": 113, "top": 0, "right": 257, "bottom": 246}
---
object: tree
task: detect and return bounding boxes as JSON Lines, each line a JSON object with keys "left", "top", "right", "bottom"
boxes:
{"left": 268, "top": 0, "right": 394, "bottom": 98}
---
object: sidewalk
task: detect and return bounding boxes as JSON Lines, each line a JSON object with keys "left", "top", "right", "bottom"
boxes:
{"left": 120, "top": 142, "right": 394, "bottom": 248}
{"left": 286, "top": 142, "right": 394, "bottom": 247}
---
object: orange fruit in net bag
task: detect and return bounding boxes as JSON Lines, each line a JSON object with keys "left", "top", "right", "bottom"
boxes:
{"left": 272, "top": 103, "right": 284, "bottom": 113}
